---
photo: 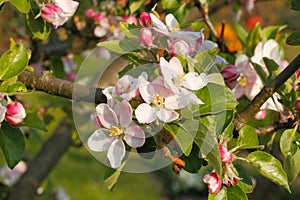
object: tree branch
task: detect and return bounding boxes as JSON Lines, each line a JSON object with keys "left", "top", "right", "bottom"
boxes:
{"left": 234, "top": 54, "right": 300, "bottom": 130}
{"left": 7, "top": 118, "right": 73, "bottom": 200}
{"left": 17, "top": 71, "right": 106, "bottom": 104}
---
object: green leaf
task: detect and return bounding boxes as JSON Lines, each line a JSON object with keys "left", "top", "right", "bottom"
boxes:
{"left": 193, "top": 50, "right": 217, "bottom": 73}
{"left": 136, "top": 136, "right": 156, "bottom": 159}
{"left": 119, "top": 22, "right": 139, "bottom": 39}
{"left": 284, "top": 149, "right": 300, "bottom": 183}
{"left": 49, "top": 56, "right": 65, "bottom": 79}
{"left": 280, "top": 129, "right": 298, "bottom": 157}
{"left": 247, "top": 151, "right": 290, "bottom": 192}
{"left": 235, "top": 23, "right": 248, "bottom": 46}
{"left": 9, "top": 0, "right": 30, "bottom": 13}
{"left": 129, "top": 0, "right": 146, "bottom": 13}
{"left": 196, "top": 83, "right": 237, "bottom": 115}
{"left": 104, "top": 161, "right": 126, "bottom": 191}
{"left": 251, "top": 61, "right": 268, "bottom": 85}
{"left": 0, "top": 41, "right": 29, "bottom": 80}
{"left": 237, "top": 125, "right": 259, "bottom": 149}
{"left": 26, "top": 9, "right": 51, "bottom": 40}
{"left": 180, "top": 143, "right": 202, "bottom": 173}
{"left": 6, "top": 82, "right": 27, "bottom": 94}
{"left": 246, "top": 23, "right": 262, "bottom": 55}
{"left": 235, "top": 164, "right": 254, "bottom": 193}
{"left": 208, "top": 187, "right": 227, "bottom": 200}
{"left": 286, "top": 31, "right": 300, "bottom": 46}
{"left": 161, "top": 0, "right": 180, "bottom": 9}
{"left": 20, "top": 111, "right": 48, "bottom": 132}
{"left": 194, "top": 123, "right": 222, "bottom": 174}
{"left": 226, "top": 185, "right": 248, "bottom": 200}
{"left": 262, "top": 25, "right": 286, "bottom": 41}
{"left": 97, "top": 39, "right": 141, "bottom": 54}
{"left": 291, "top": 0, "right": 300, "bottom": 10}
{"left": 208, "top": 73, "right": 226, "bottom": 86}
{"left": 263, "top": 57, "right": 281, "bottom": 76}
{"left": 0, "top": 122, "right": 25, "bottom": 168}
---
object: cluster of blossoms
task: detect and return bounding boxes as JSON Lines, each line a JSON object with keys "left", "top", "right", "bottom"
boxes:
{"left": 203, "top": 141, "right": 241, "bottom": 194}
{"left": 0, "top": 94, "right": 26, "bottom": 126}
{"left": 86, "top": 12, "right": 222, "bottom": 168}
{"left": 220, "top": 39, "right": 288, "bottom": 119}
{"left": 40, "top": 0, "right": 79, "bottom": 29}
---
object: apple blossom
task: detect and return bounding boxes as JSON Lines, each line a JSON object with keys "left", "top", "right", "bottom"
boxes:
{"left": 219, "top": 144, "right": 233, "bottom": 163}
{"left": 203, "top": 172, "right": 222, "bottom": 194}
{"left": 5, "top": 102, "right": 26, "bottom": 125}
{"left": 222, "top": 164, "right": 242, "bottom": 187}
{"left": 139, "top": 28, "right": 153, "bottom": 46}
{"left": 232, "top": 54, "right": 262, "bottom": 99}
{"left": 159, "top": 57, "right": 208, "bottom": 106}
{"left": 88, "top": 100, "right": 145, "bottom": 168}
{"left": 169, "top": 39, "right": 192, "bottom": 57}
{"left": 85, "top": 8, "right": 97, "bottom": 19}
{"left": 135, "top": 75, "right": 180, "bottom": 123}
{"left": 93, "top": 13, "right": 104, "bottom": 21}
{"left": 139, "top": 12, "right": 152, "bottom": 26}
{"left": 124, "top": 15, "right": 138, "bottom": 25}
{"left": 41, "top": 0, "right": 79, "bottom": 29}
{"left": 220, "top": 65, "right": 240, "bottom": 89}
{"left": 255, "top": 110, "right": 267, "bottom": 120}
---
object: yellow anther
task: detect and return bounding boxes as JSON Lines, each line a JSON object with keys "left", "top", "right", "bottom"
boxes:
{"left": 238, "top": 75, "right": 248, "bottom": 87}
{"left": 110, "top": 126, "right": 122, "bottom": 137}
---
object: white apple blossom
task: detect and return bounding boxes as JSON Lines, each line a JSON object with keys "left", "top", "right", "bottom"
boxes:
{"left": 159, "top": 57, "right": 208, "bottom": 106}
{"left": 135, "top": 75, "right": 180, "bottom": 124}
{"left": 87, "top": 100, "right": 145, "bottom": 168}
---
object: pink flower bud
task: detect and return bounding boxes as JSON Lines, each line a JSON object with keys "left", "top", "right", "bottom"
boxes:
{"left": 169, "top": 39, "right": 192, "bottom": 57}
{"left": 41, "top": 5, "right": 64, "bottom": 28}
{"left": 139, "top": 12, "right": 152, "bottom": 26}
{"left": 139, "top": 28, "right": 153, "bottom": 46}
{"left": 220, "top": 65, "right": 240, "bottom": 89}
{"left": 85, "top": 8, "right": 97, "bottom": 19}
{"left": 295, "top": 100, "right": 300, "bottom": 111}
{"left": 218, "top": 145, "right": 233, "bottom": 163}
{"left": 222, "top": 165, "right": 241, "bottom": 187}
{"left": 203, "top": 172, "right": 222, "bottom": 194}
{"left": 255, "top": 110, "right": 266, "bottom": 120}
{"left": 5, "top": 102, "right": 26, "bottom": 125}
{"left": 93, "top": 13, "right": 104, "bottom": 21}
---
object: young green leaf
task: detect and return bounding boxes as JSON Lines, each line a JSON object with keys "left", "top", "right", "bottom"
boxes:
{"left": 97, "top": 39, "right": 141, "bottom": 54}
{"left": 286, "top": 31, "right": 300, "bottom": 46}
{"left": 104, "top": 161, "right": 126, "bottom": 191}
{"left": 20, "top": 111, "right": 48, "bottom": 132}
{"left": 180, "top": 143, "right": 202, "bottom": 173}
{"left": 129, "top": 0, "right": 146, "bottom": 13}
{"left": 237, "top": 125, "right": 259, "bottom": 149}
{"left": 208, "top": 187, "right": 227, "bottom": 200}
{"left": 235, "top": 23, "right": 248, "bottom": 47}
{"left": 9, "top": 0, "right": 30, "bottom": 13}
{"left": 0, "top": 122, "right": 25, "bottom": 168}
{"left": 0, "top": 41, "right": 29, "bottom": 80}
{"left": 26, "top": 9, "right": 51, "bottom": 40}
{"left": 280, "top": 129, "right": 298, "bottom": 158}
{"left": 247, "top": 151, "right": 290, "bottom": 192}
{"left": 226, "top": 185, "right": 248, "bottom": 200}
{"left": 284, "top": 149, "right": 300, "bottom": 183}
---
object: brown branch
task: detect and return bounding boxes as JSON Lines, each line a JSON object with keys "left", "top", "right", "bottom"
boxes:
{"left": 7, "top": 118, "right": 73, "bottom": 200}
{"left": 234, "top": 54, "right": 300, "bottom": 130}
{"left": 17, "top": 71, "right": 106, "bottom": 104}
{"left": 193, "top": 0, "right": 230, "bottom": 53}
{"left": 254, "top": 119, "right": 296, "bottom": 136}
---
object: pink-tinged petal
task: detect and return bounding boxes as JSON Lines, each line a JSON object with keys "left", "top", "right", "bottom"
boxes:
{"left": 245, "top": 78, "right": 262, "bottom": 100}
{"left": 181, "top": 72, "right": 208, "bottom": 91}
{"left": 218, "top": 145, "right": 233, "bottom": 163}
{"left": 124, "top": 124, "right": 145, "bottom": 148}
{"left": 203, "top": 172, "right": 222, "bottom": 194}
{"left": 159, "top": 57, "right": 183, "bottom": 89}
{"left": 0, "top": 104, "right": 6, "bottom": 123}
{"left": 156, "top": 108, "right": 179, "bottom": 123}
{"left": 138, "top": 75, "right": 155, "bottom": 104}
{"left": 169, "top": 39, "right": 192, "bottom": 57}
{"left": 135, "top": 103, "right": 157, "bottom": 124}
{"left": 255, "top": 110, "right": 267, "bottom": 120}
{"left": 107, "top": 139, "right": 125, "bottom": 168}
{"left": 149, "top": 13, "right": 168, "bottom": 34}
{"left": 165, "top": 14, "right": 180, "bottom": 32}
{"left": 232, "top": 85, "right": 244, "bottom": 99}
{"left": 87, "top": 129, "right": 113, "bottom": 152}
{"left": 53, "top": 0, "right": 79, "bottom": 15}
{"left": 96, "top": 104, "right": 118, "bottom": 128}
{"left": 94, "top": 26, "right": 108, "bottom": 37}
{"left": 119, "top": 100, "right": 132, "bottom": 128}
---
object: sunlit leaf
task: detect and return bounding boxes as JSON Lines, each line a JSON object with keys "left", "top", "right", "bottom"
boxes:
{"left": 9, "top": 0, "right": 30, "bottom": 13}
{"left": 247, "top": 151, "right": 290, "bottom": 192}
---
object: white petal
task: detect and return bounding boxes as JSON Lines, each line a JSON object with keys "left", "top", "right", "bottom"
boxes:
{"left": 138, "top": 75, "right": 155, "bottom": 104}
{"left": 135, "top": 103, "right": 157, "bottom": 124}
{"left": 94, "top": 26, "right": 108, "bottom": 37}
{"left": 181, "top": 72, "right": 208, "bottom": 90}
{"left": 107, "top": 139, "right": 125, "bottom": 169}
{"left": 159, "top": 57, "right": 183, "bottom": 91}
{"left": 124, "top": 124, "right": 145, "bottom": 148}
{"left": 0, "top": 104, "right": 6, "bottom": 122}
{"left": 165, "top": 14, "right": 180, "bottom": 32}
{"left": 157, "top": 108, "right": 179, "bottom": 123}
{"left": 189, "top": 92, "right": 204, "bottom": 105}
{"left": 87, "top": 129, "right": 113, "bottom": 152}
{"left": 164, "top": 94, "right": 188, "bottom": 110}
{"left": 119, "top": 100, "right": 132, "bottom": 128}
{"left": 54, "top": 0, "right": 79, "bottom": 15}
{"left": 150, "top": 13, "right": 168, "bottom": 33}
{"left": 96, "top": 104, "right": 118, "bottom": 128}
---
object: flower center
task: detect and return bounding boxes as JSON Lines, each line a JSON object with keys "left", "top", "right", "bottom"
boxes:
{"left": 238, "top": 75, "right": 248, "bottom": 87}
{"left": 110, "top": 126, "right": 122, "bottom": 137}
{"left": 170, "top": 23, "right": 180, "bottom": 32}
{"left": 153, "top": 94, "right": 165, "bottom": 107}
{"left": 173, "top": 73, "right": 185, "bottom": 87}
